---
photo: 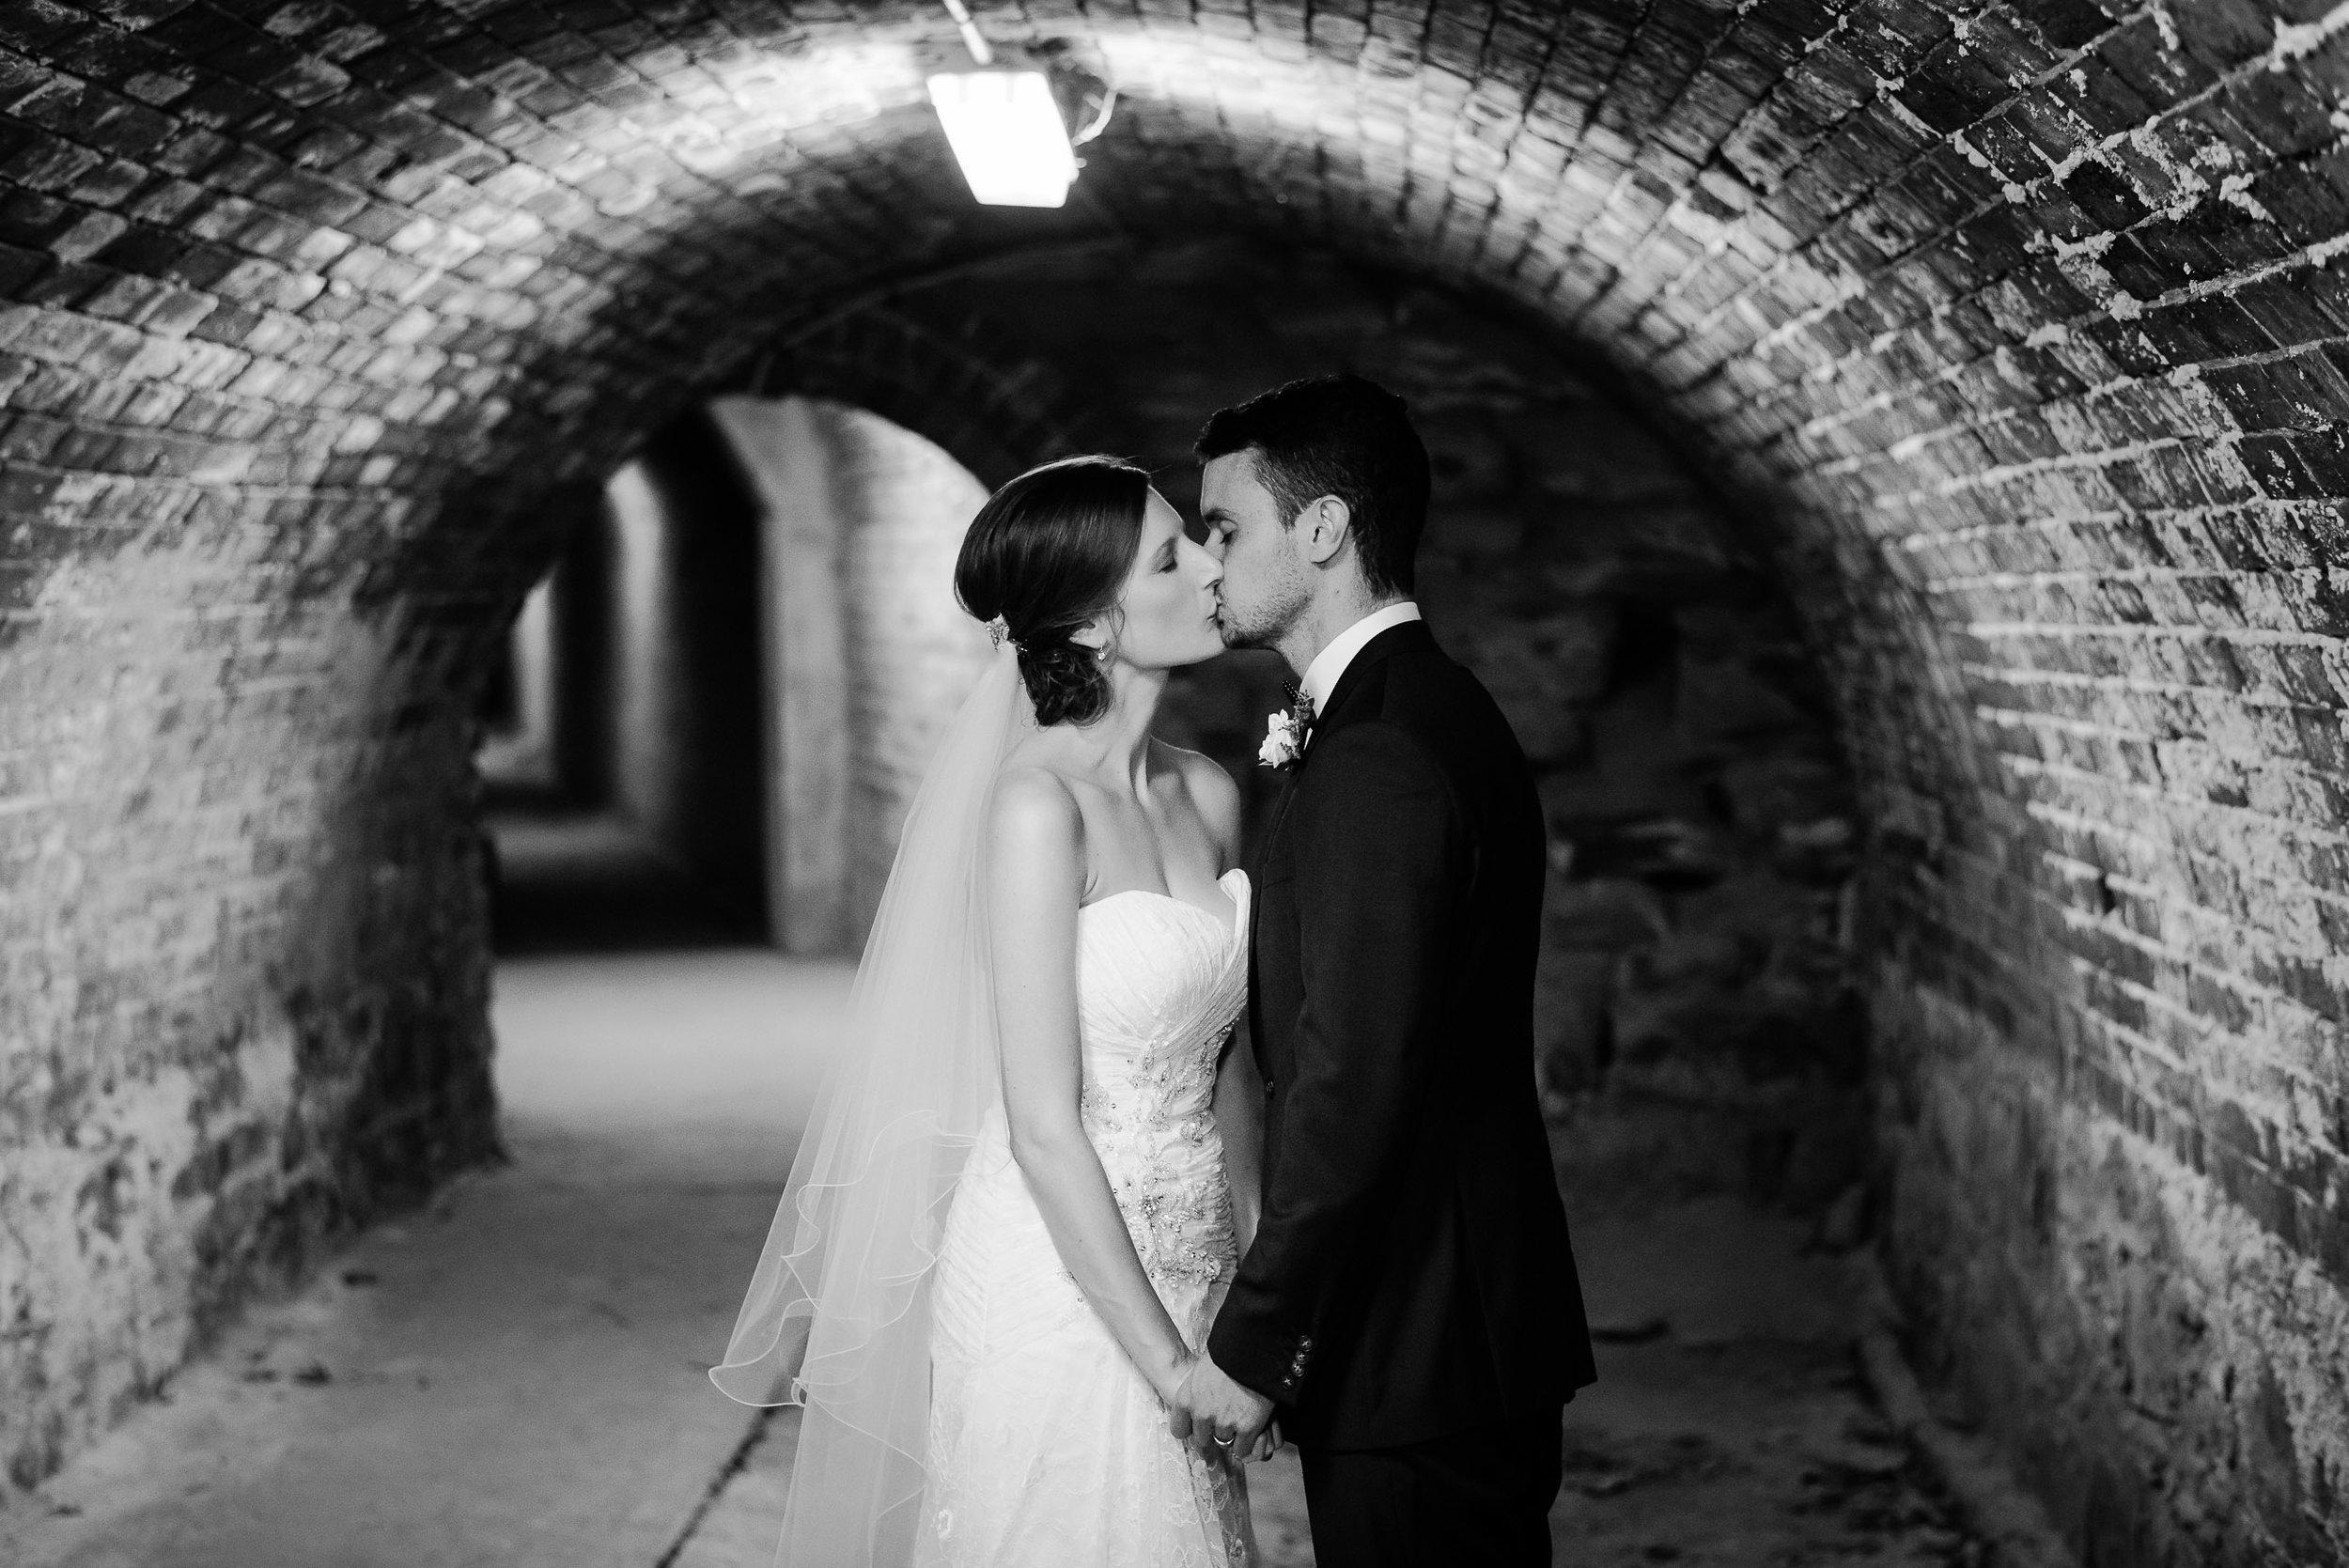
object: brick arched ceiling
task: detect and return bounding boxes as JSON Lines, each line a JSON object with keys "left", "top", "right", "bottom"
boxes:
{"left": 8, "top": 0, "right": 2349, "bottom": 1549}
{"left": 11, "top": 0, "right": 2337, "bottom": 1110}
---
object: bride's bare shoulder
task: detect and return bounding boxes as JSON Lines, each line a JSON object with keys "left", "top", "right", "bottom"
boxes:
{"left": 989, "top": 759, "right": 1087, "bottom": 859}
{"left": 987, "top": 766, "right": 1089, "bottom": 916}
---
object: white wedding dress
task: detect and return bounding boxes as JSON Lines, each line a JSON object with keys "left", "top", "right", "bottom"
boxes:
{"left": 918, "top": 867, "right": 1257, "bottom": 1568}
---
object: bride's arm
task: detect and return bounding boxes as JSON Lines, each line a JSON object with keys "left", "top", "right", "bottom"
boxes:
{"left": 988, "top": 768, "right": 1194, "bottom": 1402}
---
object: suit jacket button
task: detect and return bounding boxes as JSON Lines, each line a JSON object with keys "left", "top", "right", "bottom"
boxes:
{"left": 1263, "top": 1079, "right": 1276, "bottom": 1097}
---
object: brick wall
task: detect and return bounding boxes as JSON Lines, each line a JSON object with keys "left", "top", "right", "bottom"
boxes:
{"left": 3, "top": 1, "right": 2347, "bottom": 1558}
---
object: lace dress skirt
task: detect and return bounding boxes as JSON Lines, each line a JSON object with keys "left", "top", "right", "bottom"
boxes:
{"left": 917, "top": 1112, "right": 1254, "bottom": 1568}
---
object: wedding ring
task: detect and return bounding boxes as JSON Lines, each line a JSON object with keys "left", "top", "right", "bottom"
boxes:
{"left": 1211, "top": 1434, "right": 1234, "bottom": 1448}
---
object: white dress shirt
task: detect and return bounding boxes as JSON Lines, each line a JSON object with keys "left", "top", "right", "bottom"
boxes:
{"left": 1300, "top": 600, "right": 1423, "bottom": 716}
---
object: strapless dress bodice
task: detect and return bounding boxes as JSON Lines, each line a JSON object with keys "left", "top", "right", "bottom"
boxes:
{"left": 1076, "top": 868, "right": 1251, "bottom": 1287}
{"left": 952, "top": 868, "right": 1251, "bottom": 1295}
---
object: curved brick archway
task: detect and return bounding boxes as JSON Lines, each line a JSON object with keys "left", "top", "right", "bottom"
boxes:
{"left": 6, "top": 2, "right": 2349, "bottom": 1560}
{"left": 750, "top": 299, "right": 1095, "bottom": 488}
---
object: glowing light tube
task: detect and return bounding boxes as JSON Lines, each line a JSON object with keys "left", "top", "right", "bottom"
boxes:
{"left": 926, "top": 70, "right": 1078, "bottom": 208}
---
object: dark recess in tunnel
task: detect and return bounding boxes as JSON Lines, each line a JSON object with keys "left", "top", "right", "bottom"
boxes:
{"left": 478, "top": 404, "right": 773, "bottom": 955}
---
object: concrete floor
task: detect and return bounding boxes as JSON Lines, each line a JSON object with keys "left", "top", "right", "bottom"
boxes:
{"left": 0, "top": 951, "right": 838, "bottom": 1568}
{"left": 2, "top": 950, "right": 1985, "bottom": 1568}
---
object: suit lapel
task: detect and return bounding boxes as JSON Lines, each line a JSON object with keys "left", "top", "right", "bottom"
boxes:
{"left": 1248, "top": 620, "right": 1428, "bottom": 965}
{"left": 1246, "top": 623, "right": 1429, "bottom": 1113}
{"left": 1259, "top": 765, "right": 1303, "bottom": 855}
{"left": 1254, "top": 621, "right": 1428, "bottom": 859}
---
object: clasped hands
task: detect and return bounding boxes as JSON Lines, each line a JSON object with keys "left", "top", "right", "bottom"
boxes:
{"left": 1164, "top": 1354, "right": 1278, "bottom": 1464}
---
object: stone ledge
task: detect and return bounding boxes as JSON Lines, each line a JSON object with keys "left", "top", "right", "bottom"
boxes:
{"left": 1857, "top": 1259, "right": 2076, "bottom": 1568}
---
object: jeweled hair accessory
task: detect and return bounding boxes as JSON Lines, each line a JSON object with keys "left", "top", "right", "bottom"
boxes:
{"left": 985, "top": 614, "right": 1013, "bottom": 648}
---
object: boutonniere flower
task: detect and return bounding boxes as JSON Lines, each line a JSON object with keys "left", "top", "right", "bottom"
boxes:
{"left": 1257, "top": 690, "right": 1315, "bottom": 771}
{"left": 1259, "top": 709, "right": 1303, "bottom": 770}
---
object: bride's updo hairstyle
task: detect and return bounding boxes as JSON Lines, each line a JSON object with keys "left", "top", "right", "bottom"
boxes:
{"left": 956, "top": 455, "right": 1151, "bottom": 727}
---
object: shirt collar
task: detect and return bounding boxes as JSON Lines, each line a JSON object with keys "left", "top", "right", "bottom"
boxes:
{"left": 1301, "top": 601, "right": 1423, "bottom": 715}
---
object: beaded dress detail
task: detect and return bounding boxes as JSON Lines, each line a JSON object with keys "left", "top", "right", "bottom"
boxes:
{"left": 920, "top": 868, "right": 1255, "bottom": 1568}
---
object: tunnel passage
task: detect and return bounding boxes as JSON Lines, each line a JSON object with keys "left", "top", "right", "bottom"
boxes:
{"left": 5, "top": 2, "right": 2349, "bottom": 1562}
{"left": 480, "top": 395, "right": 998, "bottom": 955}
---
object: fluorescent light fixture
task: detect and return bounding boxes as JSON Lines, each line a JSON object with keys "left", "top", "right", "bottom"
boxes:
{"left": 926, "top": 70, "right": 1078, "bottom": 208}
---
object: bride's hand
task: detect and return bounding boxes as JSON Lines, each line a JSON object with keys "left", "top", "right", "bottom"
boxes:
{"left": 1247, "top": 1420, "right": 1281, "bottom": 1463}
{"left": 1159, "top": 1350, "right": 1202, "bottom": 1438}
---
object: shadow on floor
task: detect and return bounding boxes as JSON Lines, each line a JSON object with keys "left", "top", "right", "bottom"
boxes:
{"left": 486, "top": 808, "right": 768, "bottom": 955}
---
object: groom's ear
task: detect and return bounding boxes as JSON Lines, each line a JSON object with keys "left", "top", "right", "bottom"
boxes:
{"left": 1299, "top": 495, "right": 1351, "bottom": 567}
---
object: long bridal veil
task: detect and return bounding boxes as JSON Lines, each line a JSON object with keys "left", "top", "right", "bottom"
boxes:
{"left": 711, "top": 645, "right": 1026, "bottom": 1568}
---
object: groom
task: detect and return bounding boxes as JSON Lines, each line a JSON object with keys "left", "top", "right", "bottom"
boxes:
{"left": 1172, "top": 374, "right": 1596, "bottom": 1564}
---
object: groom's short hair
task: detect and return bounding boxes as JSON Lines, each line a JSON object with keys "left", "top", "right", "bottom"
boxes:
{"left": 1194, "top": 374, "right": 1429, "bottom": 597}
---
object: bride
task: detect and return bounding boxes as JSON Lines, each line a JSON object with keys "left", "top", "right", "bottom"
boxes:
{"left": 711, "top": 455, "right": 1265, "bottom": 1567}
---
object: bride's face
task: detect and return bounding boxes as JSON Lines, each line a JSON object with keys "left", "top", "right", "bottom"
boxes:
{"left": 1091, "top": 489, "right": 1226, "bottom": 671}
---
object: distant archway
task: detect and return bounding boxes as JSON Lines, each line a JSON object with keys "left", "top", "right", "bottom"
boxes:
{"left": 712, "top": 396, "right": 995, "bottom": 953}
{"left": 478, "top": 397, "right": 994, "bottom": 957}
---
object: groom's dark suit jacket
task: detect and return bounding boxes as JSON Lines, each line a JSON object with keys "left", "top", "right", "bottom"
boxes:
{"left": 1206, "top": 619, "right": 1596, "bottom": 1450}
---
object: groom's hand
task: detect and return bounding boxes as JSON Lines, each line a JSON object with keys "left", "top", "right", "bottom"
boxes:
{"left": 1169, "top": 1355, "right": 1275, "bottom": 1460}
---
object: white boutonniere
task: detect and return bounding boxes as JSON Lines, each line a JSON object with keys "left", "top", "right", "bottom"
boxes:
{"left": 1259, "top": 709, "right": 1303, "bottom": 770}
{"left": 1258, "top": 690, "right": 1315, "bottom": 771}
